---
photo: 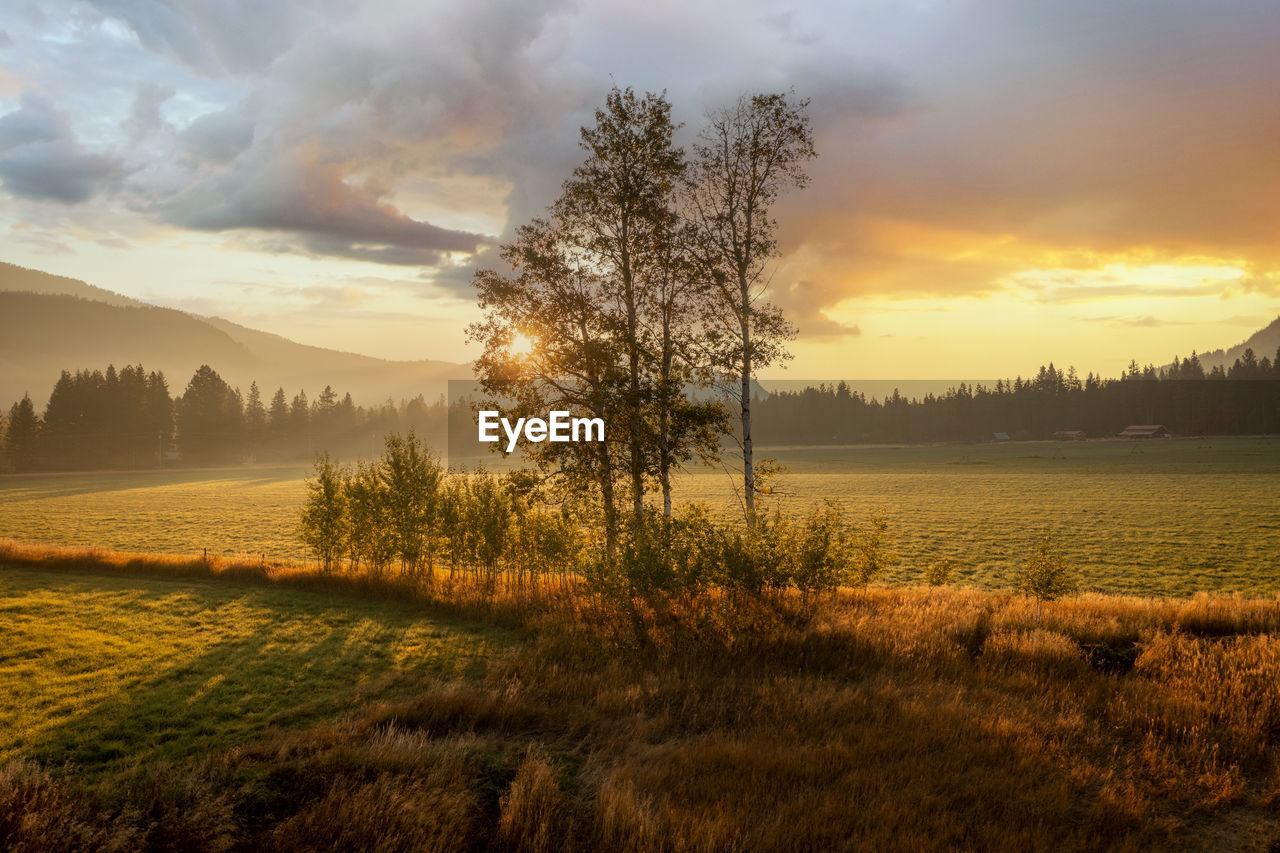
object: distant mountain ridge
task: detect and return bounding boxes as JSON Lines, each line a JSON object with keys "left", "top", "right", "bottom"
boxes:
{"left": 0, "top": 262, "right": 466, "bottom": 406}
{"left": 0, "top": 262, "right": 145, "bottom": 308}
{"left": 1186, "top": 316, "right": 1280, "bottom": 373}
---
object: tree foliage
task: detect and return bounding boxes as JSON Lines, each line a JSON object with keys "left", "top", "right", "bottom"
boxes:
{"left": 686, "top": 90, "right": 815, "bottom": 521}
{"left": 469, "top": 84, "right": 813, "bottom": 582}
{"left": 298, "top": 453, "right": 349, "bottom": 574}
{"left": 3, "top": 395, "right": 40, "bottom": 472}
{"left": 1020, "top": 534, "right": 1077, "bottom": 621}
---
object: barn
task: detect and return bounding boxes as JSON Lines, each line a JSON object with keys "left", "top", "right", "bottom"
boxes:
{"left": 1119, "top": 424, "right": 1171, "bottom": 438}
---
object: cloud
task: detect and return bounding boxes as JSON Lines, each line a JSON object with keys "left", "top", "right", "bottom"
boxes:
{"left": 763, "top": 0, "right": 1280, "bottom": 322}
{"left": 1027, "top": 281, "right": 1229, "bottom": 305}
{"left": 4, "top": 0, "right": 1280, "bottom": 345}
{"left": 122, "top": 82, "right": 174, "bottom": 142}
{"left": 1237, "top": 272, "right": 1280, "bottom": 296}
{"left": 1077, "top": 315, "right": 1194, "bottom": 328}
{"left": 86, "top": 0, "right": 309, "bottom": 75}
{"left": 1221, "top": 313, "right": 1278, "bottom": 326}
{"left": 776, "top": 277, "right": 861, "bottom": 340}
{"left": 0, "top": 93, "right": 125, "bottom": 202}
{"left": 0, "top": 93, "right": 66, "bottom": 149}
{"left": 180, "top": 107, "right": 254, "bottom": 163}
{"left": 76, "top": 0, "right": 584, "bottom": 270}
{"left": 160, "top": 153, "right": 487, "bottom": 264}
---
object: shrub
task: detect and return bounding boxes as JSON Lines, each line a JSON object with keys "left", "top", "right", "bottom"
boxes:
{"left": 1019, "top": 533, "right": 1076, "bottom": 622}
{"left": 379, "top": 431, "right": 444, "bottom": 577}
{"left": 924, "top": 557, "right": 955, "bottom": 587}
{"left": 790, "top": 501, "right": 853, "bottom": 597}
{"left": 298, "top": 453, "right": 348, "bottom": 573}
{"left": 345, "top": 460, "right": 397, "bottom": 577}
{"left": 852, "top": 514, "right": 896, "bottom": 593}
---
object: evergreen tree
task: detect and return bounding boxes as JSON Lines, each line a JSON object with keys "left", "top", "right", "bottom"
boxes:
{"left": 268, "top": 386, "right": 290, "bottom": 450}
{"left": 290, "top": 390, "right": 310, "bottom": 453}
{"left": 4, "top": 394, "right": 40, "bottom": 472}
{"left": 245, "top": 381, "right": 267, "bottom": 454}
{"left": 177, "top": 365, "right": 244, "bottom": 465}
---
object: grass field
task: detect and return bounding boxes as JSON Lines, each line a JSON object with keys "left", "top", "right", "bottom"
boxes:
{"left": 5, "top": 557, "right": 1280, "bottom": 850}
{"left": 0, "top": 567, "right": 509, "bottom": 777}
{"left": 1, "top": 437, "right": 1278, "bottom": 596}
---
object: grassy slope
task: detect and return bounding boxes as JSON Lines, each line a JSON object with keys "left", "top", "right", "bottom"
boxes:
{"left": 2, "top": 437, "right": 1278, "bottom": 595}
{"left": 0, "top": 568, "right": 509, "bottom": 777}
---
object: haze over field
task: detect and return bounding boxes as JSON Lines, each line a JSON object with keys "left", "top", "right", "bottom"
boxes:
{"left": 1, "top": 1, "right": 1277, "bottom": 379}
{"left": 0, "top": 262, "right": 463, "bottom": 405}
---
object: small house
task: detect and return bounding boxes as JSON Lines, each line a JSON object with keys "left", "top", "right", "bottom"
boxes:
{"left": 1052, "top": 430, "right": 1087, "bottom": 441}
{"left": 1119, "top": 424, "right": 1170, "bottom": 439}
{"left": 992, "top": 432, "right": 1011, "bottom": 442}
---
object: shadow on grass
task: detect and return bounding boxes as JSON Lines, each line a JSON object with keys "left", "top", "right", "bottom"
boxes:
{"left": 0, "top": 465, "right": 310, "bottom": 501}
{"left": 19, "top": 579, "right": 507, "bottom": 777}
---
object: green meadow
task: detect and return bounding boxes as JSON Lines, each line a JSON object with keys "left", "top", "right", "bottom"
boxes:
{"left": 0, "top": 568, "right": 509, "bottom": 778}
{"left": 1, "top": 437, "right": 1278, "bottom": 597}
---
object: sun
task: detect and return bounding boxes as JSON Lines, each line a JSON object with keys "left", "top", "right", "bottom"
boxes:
{"left": 509, "top": 332, "right": 535, "bottom": 356}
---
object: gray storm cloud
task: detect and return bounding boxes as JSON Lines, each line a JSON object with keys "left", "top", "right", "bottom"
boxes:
{"left": 1, "top": 0, "right": 1276, "bottom": 328}
{"left": 79, "top": 0, "right": 583, "bottom": 270}
{"left": 162, "top": 154, "right": 489, "bottom": 264}
{"left": 0, "top": 93, "right": 125, "bottom": 203}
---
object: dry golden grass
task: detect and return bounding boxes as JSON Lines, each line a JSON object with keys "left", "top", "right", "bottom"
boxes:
{"left": 5, "top": 543, "right": 1280, "bottom": 850}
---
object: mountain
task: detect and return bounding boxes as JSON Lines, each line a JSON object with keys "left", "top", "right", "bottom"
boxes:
{"left": 1180, "top": 316, "right": 1280, "bottom": 374}
{"left": 0, "top": 261, "right": 144, "bottom": 308}
{"left": 0, "top": 263, "right": 466, "bottom": 406}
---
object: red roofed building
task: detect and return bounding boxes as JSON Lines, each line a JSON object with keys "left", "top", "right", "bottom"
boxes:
{"left": 1119, "top": 424, "right": 1170, "bottom": 438}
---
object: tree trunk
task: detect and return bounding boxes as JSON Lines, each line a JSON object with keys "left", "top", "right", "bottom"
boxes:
{"left": 599, "top": 440, "right": 618, "bottom": 564}
{"left": 659, "top": 422, "right": 672, "bottom": 518}
{"left": 740, "top": 308, "right": 755, "bottom": 524}
{"left": 659, "top": 316, "right": 674, "bottom": 518}
{"left": 628, "top": 298, "right": 644, "bottom": 523}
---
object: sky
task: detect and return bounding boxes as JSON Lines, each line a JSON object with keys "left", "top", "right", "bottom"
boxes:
{"left": 1, "top": 0, "right": 1277, "bottom": 379}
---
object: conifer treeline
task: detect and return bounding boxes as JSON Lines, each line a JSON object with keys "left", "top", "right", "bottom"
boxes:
{"left": 754, "top": 352, "right": 1280, "bottom": 445}
{"left": 3, "top": 348, "right": 1277, "bottom": 475}
{"left": 0, "top": 363, "right": 448, "bottom": 473}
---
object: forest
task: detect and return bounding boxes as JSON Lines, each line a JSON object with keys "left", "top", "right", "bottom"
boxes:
{"left": 0, "top": 363, "right": 450, "bottom": 472}
{"left": 2, "top": 348, "right": 1278, "bottom": 474}
{"left": 755, "top": 353, "right": 1280, "bottom": 445}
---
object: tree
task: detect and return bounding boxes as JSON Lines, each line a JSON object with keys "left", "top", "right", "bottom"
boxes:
{"left": 4, "top": 394, "right": 40, "bottom": 472}
{"left": 554, "top": 86, "right": 688, "bottom": 524}
{"left": 647, "top": 218, "right": 726, "bottom": 516}
{"left": 1019, "top": 534, "right": 1076, "bottom": 622}
{"left": 245, "top": 381, "right": 267, "bottom": 455}
{"left": 924, "top": 557, "right": 956, "bottom": 587}
{"left": 379, "top": 431, "right": 443, "bottom": 579}
{"left": 344, "top": 459, "right": 397, "bottom": 576}
{"left": 471, "top": 87, "right": 737, "bottom": 569}
{"left": 176, "top": 365, "right": 243, "bottom": 465}
{"left": 290, "top": 390, "right": 310, "bottom": 453}
{"left": 472, "top": 220, "right": 627, "bottom": 562}
{"left": 299, "top": 453, "right": 348, "bottom": 573}
{"left": 268, "top": 386, "right": 290, "bottom": 440}
{"left": 687, "top": 91, "right": 815, "bottom": 523}
{"left": 852, "top": 514, "right": 896, "bottom": 593}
